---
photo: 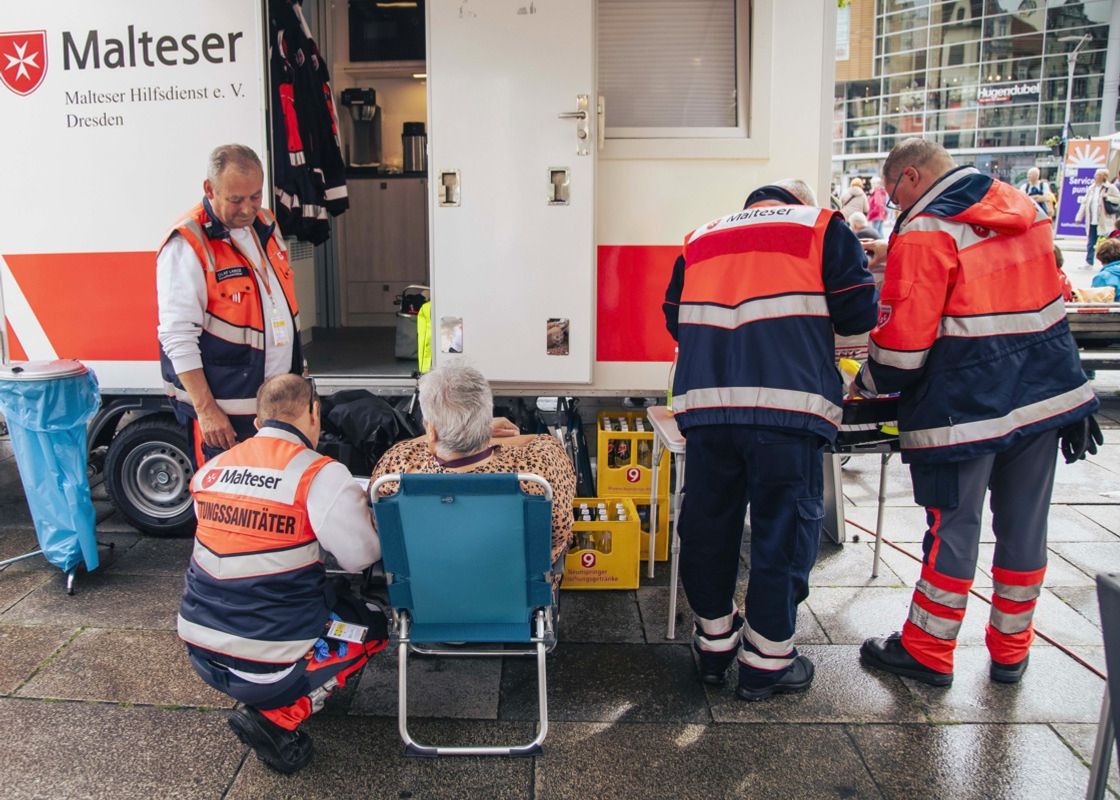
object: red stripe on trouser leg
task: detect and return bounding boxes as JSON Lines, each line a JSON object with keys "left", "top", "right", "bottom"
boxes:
{"left": 901, "top": 621, "right": 957, "bottom": 674}
{"left": 260, "top": 697, "right": 311, "bottom": 731}
{"left": 986, "top": 625, "right": 1034, "bottom": 664}
{"left": 191, "top": 420, "right": 205, "bottom": 469}
{"left": 926, "top": 508, "right": 943, "bottom": 568}
{"left": 991, "top": 595, "right": 1035, "bottom": 616}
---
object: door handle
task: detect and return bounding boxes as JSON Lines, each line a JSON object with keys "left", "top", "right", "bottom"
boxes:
{"left": 558, "top": 94, "right": 590, "bottom": 156}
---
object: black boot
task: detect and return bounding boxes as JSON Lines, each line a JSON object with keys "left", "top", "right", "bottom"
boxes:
{"left": 228, "top": 707, "right": 314, "bottom": 774}
{"left": 860, "top": 633, "right": 953, "bottom": 687}
{"left": 990, "top": 653, "right": 1029, "bottom": 684}
{"left": 735, "top": 654, "right": 815, "bottom": 701}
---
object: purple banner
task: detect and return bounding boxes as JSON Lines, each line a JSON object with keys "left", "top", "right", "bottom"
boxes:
{"left": 1056, "top": 138, "right": 1112, "bottom": 237}
{"left": 1057, "top": 169, "right": 1096, "bottom": 237}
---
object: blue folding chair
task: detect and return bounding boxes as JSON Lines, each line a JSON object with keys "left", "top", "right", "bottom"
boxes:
{"left": 370, "top": 472, "right": 556, "bottom": 757}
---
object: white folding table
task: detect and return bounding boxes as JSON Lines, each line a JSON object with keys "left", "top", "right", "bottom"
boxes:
{"left": 646, "top": 406, "right": 687, "bottom": 639}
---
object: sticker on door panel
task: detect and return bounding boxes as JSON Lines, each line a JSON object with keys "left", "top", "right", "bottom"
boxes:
{"left": 547, "top": 318, "right": 569, "bottom": 356}
{"left": 440, "top": 317, "right": 463, "bottom": 353}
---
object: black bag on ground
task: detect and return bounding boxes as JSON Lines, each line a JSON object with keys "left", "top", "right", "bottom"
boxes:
{"left": 319, "top": 390, "right": 417, "bottom": 473}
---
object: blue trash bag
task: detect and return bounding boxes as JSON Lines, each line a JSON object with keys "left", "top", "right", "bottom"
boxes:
{"left": 0, "top": 369, "right": 100, "bottom": 574}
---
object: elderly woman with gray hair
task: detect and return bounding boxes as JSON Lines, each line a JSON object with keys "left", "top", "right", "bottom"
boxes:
{"left": 371, "top": 363, "right": 576, "bottom": 576}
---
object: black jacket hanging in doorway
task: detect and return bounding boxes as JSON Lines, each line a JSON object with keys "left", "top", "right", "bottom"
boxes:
{"left": 269, "top": 0, "right": 348, "bottom": 245}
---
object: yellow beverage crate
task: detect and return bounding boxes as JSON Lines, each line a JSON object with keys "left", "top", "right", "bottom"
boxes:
{"left": 596, "top": 410, "right": 671, "bottom": 499}
{"left": 634, "top": 497, "right": 670, "bottom": 562}
{"left": 563, "top": 497, "right": 641, "bottom": 590}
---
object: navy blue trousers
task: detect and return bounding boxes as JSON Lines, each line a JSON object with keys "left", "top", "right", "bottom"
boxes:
{"left": 678, "top": 425, "right": 824, "bottom": 644}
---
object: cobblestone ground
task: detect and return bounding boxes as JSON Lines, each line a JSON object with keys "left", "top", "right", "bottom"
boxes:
{"left": 1, "top": 345, "right": 1119, "bottom": 797}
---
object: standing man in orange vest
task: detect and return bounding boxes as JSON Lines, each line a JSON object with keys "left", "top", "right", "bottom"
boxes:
{"left": 854, "top": 138, "right": 1100, "bottom": 687}
{"left": 157, "top": 144, "right": 304, "bottom": 467}
{"left": 179, "top": 373, "right": 385, "bottom": 774}
{"left": 664, "top": 179, "right": 881, "bottom": 700}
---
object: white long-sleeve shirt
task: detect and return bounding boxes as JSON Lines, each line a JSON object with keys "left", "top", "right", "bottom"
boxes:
{"left": 156, "top": 227, "right": 295, "bottom": 378}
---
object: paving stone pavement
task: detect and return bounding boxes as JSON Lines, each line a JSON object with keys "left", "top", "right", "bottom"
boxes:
{"left": 0, "top": 399, "right": 1119, "bottom": 798}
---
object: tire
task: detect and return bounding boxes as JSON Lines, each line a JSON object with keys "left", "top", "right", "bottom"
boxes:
{"left": 104, "top": 416, "right": 196, "bottom": 537}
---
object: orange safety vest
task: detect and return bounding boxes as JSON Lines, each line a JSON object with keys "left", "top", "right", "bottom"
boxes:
{"left": 158, "top": 200, "right": 302, "bottom": 425}
{"left": 178, "top": 425, "right": 333, "bottom": 665}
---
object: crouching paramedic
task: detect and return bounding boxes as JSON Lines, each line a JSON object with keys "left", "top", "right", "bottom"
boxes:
{"left": 664, "top": 179, "right": 880, "bottom": 700}
{"left": 178, "top": 373, "right": 386, "bottom": 774}
{"left": 854, "top": 138, "right": 1100, "bottom": 687}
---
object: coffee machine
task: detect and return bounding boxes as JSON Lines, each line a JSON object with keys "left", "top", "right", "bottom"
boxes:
{"left": 340, "top": 88, "right": 382, "bottom": 167}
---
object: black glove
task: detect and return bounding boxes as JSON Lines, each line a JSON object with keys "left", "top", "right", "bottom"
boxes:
{"left": 1059, "top": 415, "right": 1103, "bottom": 464}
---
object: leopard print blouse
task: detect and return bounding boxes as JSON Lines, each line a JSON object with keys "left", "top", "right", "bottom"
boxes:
{"left": 371, "top": 434, "right": 576, "bottom": 563}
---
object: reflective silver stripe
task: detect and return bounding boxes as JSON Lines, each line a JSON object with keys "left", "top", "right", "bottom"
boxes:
{"left": 679, "top": 294, "right": 828, "bottom": 329}
{"left": 908, "top": 603, "right": 962, "bottom": 640}
{"left": 868, "top": 340, "right": 929, "bottom": 370}
{"left": 199, "top": 448, "right": 324, "bottom": 505}
{"left": 742, "top": 619, "right": 794, "bottom": 658}
{"left": 737, "top": 649, "right": 794, "bottom": 671}
{"left": 178, "top": 219, "right": 216, "bottom": 272}
{"left": 856, "top": 364, "right": 879, "bottom": 396}
{"left": 989, "top": 606, "right": 1034, "bottom": 635}
{"left": 192, "top": 540, "right": 321, "bottom": 580}
{"left": 203, "top": 313, "right": 265, "bottom": 350}
{"left": 695, "top": 609, "right": 738, "bottom": 636}
{"left": 939, "top": 297, "right": 1065, "bottom": 338}
{"left": 177, "top": 614, "right": 316, "bottom": 662}
{"left": 290, "top": 150, "right": 306, "bottom": 166}
{"left": 916, "top": 578, "right": 968, "bottom": 609}
{"left": 992, "top": 580, "right": 1041, "bottom": 603}
{"left": 167, "top": 385, "right": 257, "bottom": 417}
{"left": 903, "top": 214, "right": 992, "bottom": 252}
{"left": 323, "top": 185, "right": 348, "bottom": 201}
{"left": 676, "top": 386, "right": 842, "bottom": 426}
{"left": 902, "top": 383, "right": 1097, "bottom": 450}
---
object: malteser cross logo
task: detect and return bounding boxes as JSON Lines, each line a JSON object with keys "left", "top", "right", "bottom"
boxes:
{"left": 0, "top": 30, "right": 47, "bottom": 96}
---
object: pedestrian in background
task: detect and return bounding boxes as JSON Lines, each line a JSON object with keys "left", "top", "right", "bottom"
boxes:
{"left": 1075, "top": 169, "right": 1120, "bottom": 267}
{"left": 839, "top": 176, "right": 869, "bottom": 221}
{"left": 1019, "top": 167, "right": 1054, "bottom": 221}
{"left": 867, "top": 176, "right": 889, "bottom": 236}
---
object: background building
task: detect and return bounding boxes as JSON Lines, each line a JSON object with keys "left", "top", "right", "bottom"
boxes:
{"left": 834, "top": 0, "right": 1120, "bottom": 186}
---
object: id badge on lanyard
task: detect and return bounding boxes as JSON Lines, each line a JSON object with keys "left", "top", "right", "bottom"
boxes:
{"left": 270, "top": 305, "right": 292, "bottom": 347}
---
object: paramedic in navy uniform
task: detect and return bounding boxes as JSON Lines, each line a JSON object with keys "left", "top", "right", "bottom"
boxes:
{"left": 157, "top": 143, "right": 304, "bottom": 466}
{"left": 663, "top": 179, "right": 881, "bottom": 700}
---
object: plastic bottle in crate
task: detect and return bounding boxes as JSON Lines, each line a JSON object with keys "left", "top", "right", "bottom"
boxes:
{"left": 636, "top": 439, "right": 652, "bottom": 468}
{"left": 594, "top": 530, "right": 613, "bottom": 554}
{"left": 616, "top": 440, "right": 630, "bottom": 466}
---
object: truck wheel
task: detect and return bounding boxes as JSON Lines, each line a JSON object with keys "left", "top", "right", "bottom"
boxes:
{"left": 104, "top": 416, "right": 196, "bottom": 537}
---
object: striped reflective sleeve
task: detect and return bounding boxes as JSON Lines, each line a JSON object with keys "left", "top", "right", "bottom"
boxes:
{"left": 868, "top": 340, "right": 929, "bottom": 370}
{"left": 167, "top": 386, "right": 256, "bottom": 417}
{"left": 989, "top": 607, "right": 1034, "bottom": 635}
{"left": 939, "top": 297, "right": 1065, "bottom": 338}
{"left": 676, "top": 386, "right": 842, "bottom": 426}
{"left": 203, "top": 313, "right": 266, "bottom": 350}
{"left": 907, "top": 603, "right": 963, "bottom": 640}
{"left": 191, "top": 540, "right": 321, "bottom": 580}
{"left": 916, "top": 578, "right": 968, "bottom": 609}
{"left": 992, "top": 580, "right": 1042, "bottom": 603}
{"left": 177, "top": 614, "right": 317, "bottom": 663}
{"left": 901, "top": 382, "right": 1097, "bottom": 450}
{"left": 678, "top": 294, "right": 829, "bottom": 329}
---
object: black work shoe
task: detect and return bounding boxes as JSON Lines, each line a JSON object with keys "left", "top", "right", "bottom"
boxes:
{"left": 736, "top": 654, "right": 816, "bottom": 701}
{"left": 693, "top": 613, "right": 744, "bottom": 685}
{"left": 228, "top": 707, "right": 314, "bottom": 774}
{"left": 860, "top": 633, "right": 953, "bottom": 687}
{"left": 990, "top": 654, "right": 1029, "bottom": 684}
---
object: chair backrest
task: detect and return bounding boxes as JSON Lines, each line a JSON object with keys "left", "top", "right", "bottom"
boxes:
{"left": 1098, "top": 572, "right": 1120, "bottom": 764}
{"left": 371, "top": 473, "right": 553, "bottom": 644}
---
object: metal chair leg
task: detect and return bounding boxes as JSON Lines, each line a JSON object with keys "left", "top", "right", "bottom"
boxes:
{"left": 1087, "top": 689, "right": 1114, "bottom": 800}
{"left": 871, "top": 451, "right": 890, "bottom": 579}
{"left": 666, "top": 453, "right": 685, "bottom": 640}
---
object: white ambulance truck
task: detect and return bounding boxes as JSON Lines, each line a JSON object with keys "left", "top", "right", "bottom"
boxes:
{"left": 0, "top": 0, "right": 837, "bottom": 534}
